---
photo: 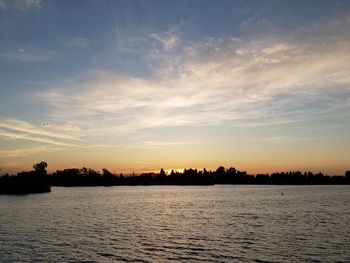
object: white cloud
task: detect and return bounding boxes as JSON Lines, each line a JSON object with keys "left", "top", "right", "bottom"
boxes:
{"left": 0, "top": 117, "right": 83, "bottom": 141}
{"left": 150, "top": 27, "right": 180, "bottom": 51}
{"left": 0, "top": 117, "right": 87, "bottom": 148}
{"left": 0, "top": 130, "right": 84, "bottom": 147}
{"left": 35, "top": 16, "right": 350, "bottom": 138}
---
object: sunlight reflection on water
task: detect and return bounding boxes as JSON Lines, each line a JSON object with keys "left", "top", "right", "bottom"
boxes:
{"left": 1, "top": 185, "right": 350, "bottom": 262}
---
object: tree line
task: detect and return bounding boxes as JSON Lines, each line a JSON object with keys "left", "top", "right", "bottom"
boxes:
{"left": 1, "top": 162, "right": 349, "bottom": 194}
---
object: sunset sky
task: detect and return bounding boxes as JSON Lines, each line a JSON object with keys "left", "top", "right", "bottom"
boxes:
{"left": 0, "top": 0, "right": 350, "bottom": 175}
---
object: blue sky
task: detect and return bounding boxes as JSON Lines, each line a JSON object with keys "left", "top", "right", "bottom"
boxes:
{"left": 0, "top": 0, "right": 350, "bottom": 174}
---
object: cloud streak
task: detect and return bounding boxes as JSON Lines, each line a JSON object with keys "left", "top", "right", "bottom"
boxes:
{"left": 0, "top": 130, "right": 85, "bottom": 147}
{"left": 0, "top": 145, "right": 62, "bottom": 158}
{"left": 0, "top": 117, "right": 83, "bottom": 141}
{"left": 0, "top": 117, "right": 87, "bottom": 148}
{"left": 0, "top": 0, "right": 41, "bottom": 12}
{"left": 57, "top": 36, "right": 89, "bottom": 48}
{"left": 0, "top": 48, "right": 55, "bottom": 62}
{"left": 150, "top": 27, "right": 180, "bottom": 51}
{"left": 35, "top": 15, "right": 350, "bottom": 139}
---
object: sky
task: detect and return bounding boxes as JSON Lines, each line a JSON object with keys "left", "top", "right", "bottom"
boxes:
{"left": 0, "top": 0, "right": 350, "bottom": 175}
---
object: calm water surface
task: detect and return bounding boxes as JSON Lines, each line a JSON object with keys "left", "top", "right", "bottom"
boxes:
{"left": 0, "top": 185, "right": 349, "bottom": 262}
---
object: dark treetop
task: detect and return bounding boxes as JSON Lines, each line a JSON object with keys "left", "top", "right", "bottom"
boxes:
{"left": 1, "top": 162, "right": 349, "bottom": 194}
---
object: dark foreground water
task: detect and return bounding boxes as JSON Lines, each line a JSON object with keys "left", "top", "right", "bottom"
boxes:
{"left": 0, "top": 185, "right": 349, "bottom": 262}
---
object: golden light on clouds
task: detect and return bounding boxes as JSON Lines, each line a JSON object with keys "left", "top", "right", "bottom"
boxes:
{"left": 0, "top": 5, "right": 350, "bottom": 174}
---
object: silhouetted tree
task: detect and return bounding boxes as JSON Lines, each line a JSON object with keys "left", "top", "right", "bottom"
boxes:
{"left": 33, "top": 161, "right": 47, "bottom": 176}
{"left": 160, "top": 168, "right": 166, "bottom": 177}
{"left": 102, "top": 168, "right": 113, "bottom": 177}
{"left": 0, "top": 161, "right": 50, "bottom": 194}
{"left": 216, "top": 166, "right": 225, "bottom": 177}
{"left": 226, "top": 167, "right": 236, "bottom": 176}
{"left": 3, "top": 161, "right": 350, "bottom": 194}
{"left": 256, "top": 174, "right": 270, "bottom": 183}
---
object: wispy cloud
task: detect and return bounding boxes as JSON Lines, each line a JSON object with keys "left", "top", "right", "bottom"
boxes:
{"left": 133, "top": 160, "right": 151, "bottom": 165}
{"left": 57, "top": 36, "right": 89, "bottom": 48}
{"left": 0, "top": 48, "right": 54, "bottom": 62}
{"left": 0, "top": 117, "right": 83, "bottom": 141}
{"left": 129, "top": 140, "right": 199, "bottom": 149}
{"left": 0, "top": 0, "right": 41, "bottom": 12}
{"left": 0, "top": 145, "right": 62, "bottom": 158}
{"left": 0, "top": 117, "right": 87, "bottom": 148}
{"left": 0, "top": 130, "right": 84, "bottom": 147}
{"left": 150, "top": 27, "right": 180, "bottom": 51}
{"left": 36, "top": 15, "right": 350, "bottom": 138}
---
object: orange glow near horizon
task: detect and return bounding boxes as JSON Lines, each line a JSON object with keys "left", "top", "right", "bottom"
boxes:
{"left": 1, "top": 2, "right": 350, "bottom": 176}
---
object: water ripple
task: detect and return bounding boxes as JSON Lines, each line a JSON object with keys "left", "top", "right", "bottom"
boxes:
{"left": 0, "top": 185, "right": 350, "bottom": 262}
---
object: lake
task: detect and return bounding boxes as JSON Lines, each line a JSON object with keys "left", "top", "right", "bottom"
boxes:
{"left": 1, "top": 185, "right": 349, "bottom": 262}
